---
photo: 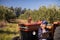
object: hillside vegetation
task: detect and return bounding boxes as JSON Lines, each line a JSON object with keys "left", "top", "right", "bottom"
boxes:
{"left": 0, "top": 23, "right": 20, "bottom": 40}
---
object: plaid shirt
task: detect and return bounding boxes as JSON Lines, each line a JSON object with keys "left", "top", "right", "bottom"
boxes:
{"left": 38, "top": 28, "right": 49, "bottom": 40}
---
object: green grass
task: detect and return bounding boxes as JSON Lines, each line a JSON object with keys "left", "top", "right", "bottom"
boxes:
{"left": 0, "top": 23, "right": 20, "bottom": 40}
{"left": 0, "top": 33, "right": 20, "bottom": 40}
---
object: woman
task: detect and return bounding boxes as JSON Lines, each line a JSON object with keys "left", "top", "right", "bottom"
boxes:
{"left": 38, "top": 21, "right": 51, "bottom": 40}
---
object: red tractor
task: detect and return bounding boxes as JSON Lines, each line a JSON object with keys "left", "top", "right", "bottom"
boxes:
{"left": 19, "top": 21, "right": 41, "bottom": 40}
{"left": 20, "top": 17, "right": 41, "bottom": 40}
{"left": 12, "top": 17, "right": 42, "bottom": 40}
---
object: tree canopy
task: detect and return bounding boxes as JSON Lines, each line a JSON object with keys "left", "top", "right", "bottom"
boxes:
{"left": 0, "top": 5, "right": 60, "bottom": 23}
{"left": 0, "top": 6, "right": 16, "bottom": 21}
{"left": 19, "top": 6, "right": 60, "bottom": 23}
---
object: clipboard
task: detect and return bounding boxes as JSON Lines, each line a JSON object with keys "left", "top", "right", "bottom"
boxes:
{"left": 41, "top": 32, "right": 50, "bottom": 39}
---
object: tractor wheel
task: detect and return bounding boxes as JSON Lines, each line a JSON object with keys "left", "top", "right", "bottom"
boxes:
{"left": 12, "top": 36, "right": 21, "bottom": 40}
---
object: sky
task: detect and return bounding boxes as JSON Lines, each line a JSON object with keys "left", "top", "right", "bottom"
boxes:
{"left": 0, "top": 0, "right": 60, "bottom": 10}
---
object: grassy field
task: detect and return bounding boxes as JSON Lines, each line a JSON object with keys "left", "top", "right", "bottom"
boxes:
{"left": 0, "top": 23, "right": 20, "bottom": 40}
